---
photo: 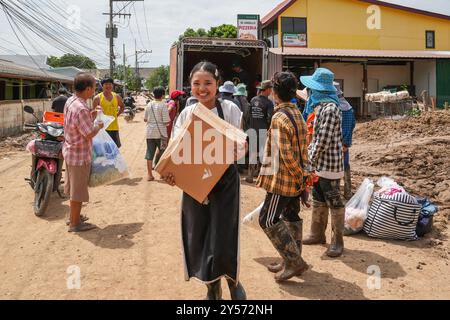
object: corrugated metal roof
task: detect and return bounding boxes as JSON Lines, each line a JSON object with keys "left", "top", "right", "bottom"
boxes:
{"left": 269, "top": 47, "right": 450, "bottom": 59}
{"left": 0, "top": 59, "right": 73, "bottom": 83}
{"left": 0, "top": 55, "right": 50, "bottom": 69}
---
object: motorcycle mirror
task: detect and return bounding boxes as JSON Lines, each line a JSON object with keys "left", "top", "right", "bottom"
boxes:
{"left": 24, "top": 105, "right": 35, "bottom": 114}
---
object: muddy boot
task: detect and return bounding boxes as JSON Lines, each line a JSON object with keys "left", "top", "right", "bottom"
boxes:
{"left": 303, "top": 201, "right": 328, "bottom": 245}
{"left": 344, "top": 167, "right": 352, "bottom": 200}
{"left": 326, "top": 208, "right": 345, "bottom": 258}
{"left": 226, "top": 279, "right": 247, "bottom": 300}
{"left": 264, "top": 221, "right": 308, "bottom": 282}
{"left": 267, "top": 220, "right": 303, "bottom": 273}
{"left": 205, "top": 279, "right": 222, "bottom": 300}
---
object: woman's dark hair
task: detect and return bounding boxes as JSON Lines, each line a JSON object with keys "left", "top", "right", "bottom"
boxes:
{"left": 74, "top": 72, "right": 95, "bottom": 92}
{"left": 153, "top": 86, "right": 165, "bottom": 99}
{"left": 189, "top": 61, "right": 220, "bottom": 82}
{"left": 272, "top": 71, "right": 298, "bottom": 102}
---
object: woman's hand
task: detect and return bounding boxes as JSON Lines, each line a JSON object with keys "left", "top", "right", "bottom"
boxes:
{"left": 161, "top": 173, "right": 176, "bottom": 186}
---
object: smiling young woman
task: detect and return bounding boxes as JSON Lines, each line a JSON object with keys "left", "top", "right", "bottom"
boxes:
{"left": 162, "top": 61, "right": 246, "bottom": 300}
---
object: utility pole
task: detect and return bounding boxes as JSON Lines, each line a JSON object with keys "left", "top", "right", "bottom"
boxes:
{"left": 123, "top": 43, "right": 126, "bottom": 96}
{"left": 103, "top": 0, "right": 144, "bottom": 78}
{"left": 135, "top": 39, "right": 152, "bottom": 91}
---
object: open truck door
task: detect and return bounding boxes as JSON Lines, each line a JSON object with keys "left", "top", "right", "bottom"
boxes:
{"left": 169, "top": 38, "right": 268, "bottom": 99}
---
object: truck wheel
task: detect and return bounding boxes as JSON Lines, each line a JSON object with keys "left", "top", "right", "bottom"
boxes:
{"left": 34, "top": 170, "right": 54, "bottom": 217}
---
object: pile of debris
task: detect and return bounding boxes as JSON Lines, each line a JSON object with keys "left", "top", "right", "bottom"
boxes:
{"left": 355, "top": 110, "right": 450, "bottom": 141}
{"left": 0, "top": 132, "right": 35, "bottom": 154}
{"left": 352, "top": 110, "right": 450, "bottom": 241}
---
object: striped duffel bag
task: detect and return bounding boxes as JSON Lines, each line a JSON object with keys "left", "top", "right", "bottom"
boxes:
{"left": 363, "top": 192, "right": 421, "bottom": 240}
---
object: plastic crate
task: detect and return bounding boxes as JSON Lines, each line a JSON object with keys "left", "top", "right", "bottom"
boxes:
{"left": 43, "top": 111, "right": 64, "bottom": 125}
{"left": 35, "top": 140, "right": 62, "bottom": 158}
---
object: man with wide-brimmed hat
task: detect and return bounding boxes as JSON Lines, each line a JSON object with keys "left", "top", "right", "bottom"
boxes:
{"left": 300, "top": 68, "right": 345, "bottom": 258}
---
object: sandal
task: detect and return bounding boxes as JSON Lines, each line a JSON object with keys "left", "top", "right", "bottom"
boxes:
{"left": 147, "top": 176, "right": 155, "bottom": 181}
{"left": 68, "top": 222, "right": 97, "bottom": 233}
{"left": 66, "top": 214, "right": 89, "bottom": 226}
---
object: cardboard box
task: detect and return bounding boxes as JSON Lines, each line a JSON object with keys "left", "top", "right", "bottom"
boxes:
{"left": 155, "top": 103, "right": 247, "bottom": 203}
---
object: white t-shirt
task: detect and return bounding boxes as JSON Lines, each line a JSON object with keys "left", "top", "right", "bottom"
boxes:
{"left": 173, "top": 100, "right": 242, "bottom": 139}
{"left": 144, "top": 100, "right": 170, "bottom": 139}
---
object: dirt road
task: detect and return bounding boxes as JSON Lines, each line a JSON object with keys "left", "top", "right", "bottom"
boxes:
{"left": 0, "top": 101, "right": 448, "bottom": 300}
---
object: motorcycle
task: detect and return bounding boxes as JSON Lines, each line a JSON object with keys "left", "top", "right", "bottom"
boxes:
{"left": 123, "top": 96, "right": 136, "bottom": 122}
{"left": 123, "top": 105, "right": 135, "bottom": 122}
{"left": 24, "top": 106, "right": 65, "bottom": 216}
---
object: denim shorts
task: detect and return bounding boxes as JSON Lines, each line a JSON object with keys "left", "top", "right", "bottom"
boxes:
{"left": 145, "top": 139, "right": 161, "bottom": 161}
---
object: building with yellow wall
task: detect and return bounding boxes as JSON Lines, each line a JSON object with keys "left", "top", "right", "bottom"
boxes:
{"left": 262, "top": 0, "right": 450, "bottom": 115}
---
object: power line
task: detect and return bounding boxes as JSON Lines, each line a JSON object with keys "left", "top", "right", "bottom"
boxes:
{"left": 132, "top": 3, "right": 146, "bottom": 50}
{"left": 0, "top": 0, "right": 107, "bottom": 67}
{"left": 142, "top": 1, "right": 151, "bottom": 48}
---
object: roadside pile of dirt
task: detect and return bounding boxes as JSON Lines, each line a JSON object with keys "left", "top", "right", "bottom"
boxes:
{"left": 353, "top": 138, "right": 450, "bottom": 204}
{"left": 0, "top": 132, "right": 35, "bottom": 155}
{"left": 352, "top": 111, "right": 450, "bottom": 244}
{"left": 354, "top": 110, "right": 450, "bottom": 141}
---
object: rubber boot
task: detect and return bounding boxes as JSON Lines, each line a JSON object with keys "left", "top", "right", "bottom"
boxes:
{"left": 226, "top": 279, "right": 247, "bottom": 300}
{"left": 205, "top": 279, "right": 222, "bottom": 300}
{"left": 326, "top": 207, "right": 345, "bottom": 258}
{"left": 303, "top": 201, "right": 328, "bottom": 245}
{"left": 267, "top": 220, "right": 303, "bottom": 273}
{"left": 343, "top": 167, "right": 352, "bottom": 200}
{"left": 264, "top": 221, "right": 308, "bottom": 282}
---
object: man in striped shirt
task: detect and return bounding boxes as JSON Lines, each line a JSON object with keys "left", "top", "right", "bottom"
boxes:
{"left": 63, "top": 73, "right": 103, "bottom": 232}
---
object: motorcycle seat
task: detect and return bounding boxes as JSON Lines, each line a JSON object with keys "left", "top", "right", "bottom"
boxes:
{"left": 45, "top": 122, "right": 64, "bottom": 130}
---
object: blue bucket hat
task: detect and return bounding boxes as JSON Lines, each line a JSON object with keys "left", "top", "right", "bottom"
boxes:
{"left": 300, "top": 68, "right": 337, "bottom": 92}
{"left": 219, "top": 81, "right": 236, "bottom": 94}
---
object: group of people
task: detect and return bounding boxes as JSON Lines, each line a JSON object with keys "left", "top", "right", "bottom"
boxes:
{"left": 60, "top": 61, "right": 355, "bottom": 299}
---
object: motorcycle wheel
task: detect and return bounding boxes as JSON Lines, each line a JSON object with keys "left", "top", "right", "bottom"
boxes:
{"left": 34, "top": 169, "right": 54, "bottom": 216}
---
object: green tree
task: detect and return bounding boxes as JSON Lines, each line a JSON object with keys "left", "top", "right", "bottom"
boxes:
{"left": 47, "top": 54, "right": 97, "bottom": 69}
{"left": 145, "top": 65, "right": 169, "bottom": 91}
{"left": 176, "top": 25, "right": 236, "bottom": 45}
{"left": 113, "top": 64, "right": 142, "bottom": 91}
{"left": 207, "top": 24, "right": 237, "bottom": 38}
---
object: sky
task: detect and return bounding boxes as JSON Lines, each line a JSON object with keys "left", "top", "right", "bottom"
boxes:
{"left": 0, "top": 0, "right": 449, "bottom": 69}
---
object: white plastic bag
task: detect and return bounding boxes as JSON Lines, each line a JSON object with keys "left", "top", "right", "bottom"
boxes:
{"left": 376, "top": 176, "right": 405, "bottom": 196}
{"left": 89, "top": 113, "right": 129, "bottom": 187}
{"left": 344, "top": 178, "right": 374, "bottom": 234}
{"left": 242, "top": 202, "right": 264, "bottom": 230}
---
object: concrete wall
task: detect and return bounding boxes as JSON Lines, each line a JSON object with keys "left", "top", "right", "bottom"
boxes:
{"left": 414, "top": 59, "right": 437, "bottom": 98}
{"left": 367, "top": 64, "right": 410, "bottom": 91}
{"left": 321, "top": 62, "right": 363, "bottom": 97}
{"left": 0, "top": 99, "right": 52, "bottom": 138}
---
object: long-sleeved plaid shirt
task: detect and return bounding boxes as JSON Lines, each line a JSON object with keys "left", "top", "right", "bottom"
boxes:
{"left": 256, "top": 103, "right": 308, "bottom": 197}
{"left": 308, "top": 102, "right": 344, "bottom": 176}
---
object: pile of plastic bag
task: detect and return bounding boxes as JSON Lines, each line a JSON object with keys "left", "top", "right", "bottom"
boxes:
{"left": 344, "top": 178, "right": 374, "bottom": 235}
{"left": 89, "top": 112, "right": 129, "bottom": 187}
